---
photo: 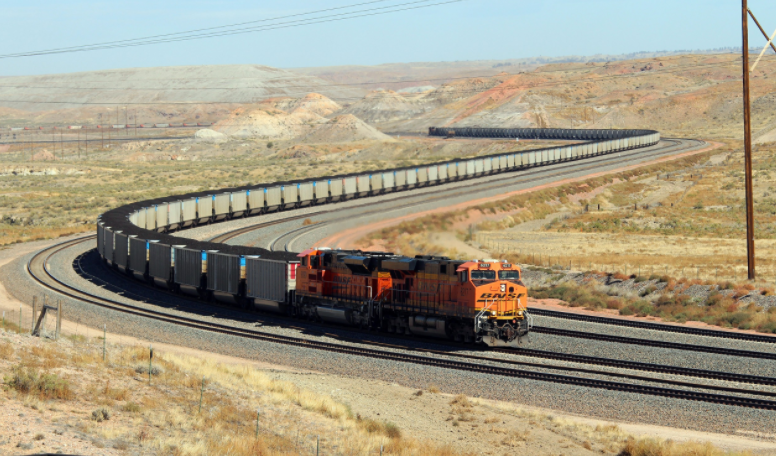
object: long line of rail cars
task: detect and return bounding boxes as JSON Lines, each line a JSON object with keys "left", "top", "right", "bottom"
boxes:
{"left": 4, "top": 123, "right": 212, "bottom": 132}
{"left": 96, "top": 127, "right": 660, "bottom": 347}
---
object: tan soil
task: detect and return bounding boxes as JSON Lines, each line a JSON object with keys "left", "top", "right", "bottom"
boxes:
{"left": 1, "top": 238, "right": 776, "bottom": 454}
{"left": 301, "top": 114, "right": 394, "bottom": 143}
{"left": 319, "top": 140, "right": 722, "bottom": 249}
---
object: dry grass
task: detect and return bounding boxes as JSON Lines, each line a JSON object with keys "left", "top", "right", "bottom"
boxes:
{"left": 0, "top": 133, "right": 546, "bottom": 246}
{"left": 0, "top": 339, "right": 13, "bottom": 359}
{"left": 4, "top": 364, "right": 74, "bottom": 400}
{"left": 359, "top": 148, "right": 719, "bottom": 260}
{"left": 531, "top": 278, "right": 776, "bottom": 334}
{"left": 0, "top": 328, "right": 767, "bottom": 455}
{"left": 619, "top": 437, "right": 754, "bottom": 456}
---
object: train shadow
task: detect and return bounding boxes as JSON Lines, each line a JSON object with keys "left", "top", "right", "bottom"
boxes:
{"left": 74, "top": 249, "right": 484, "bottom": 354}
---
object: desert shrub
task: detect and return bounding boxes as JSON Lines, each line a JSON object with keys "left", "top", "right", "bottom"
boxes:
{"left": 620, "top": 300, "right": 655, "bottom": 317}
{"left": 91, "top": 407, "right": 111, "bottom": 422}
{"left": 5, "top": 365, "right": 73, "bottom": 400}
{"left": 356, "top": 415, "right": 401, "bottom": 439}
{"left": 0, "top": 340, "right": 13, "bottom": 359}
{"left": 639, "top": 286, "right": 656, "bottom": 297}
{"left": 122, "top": 402, "right": 141, "bottom": 413}
{"left": 532, "top": 283, "right": 608, "bottom": 309}
{"left": 619, "top": 436, "right": 750, "bottom": 456}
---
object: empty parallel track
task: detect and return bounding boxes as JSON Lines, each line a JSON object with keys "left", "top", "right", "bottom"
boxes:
{"left": 25, "top": 237, "right": 776, "bottom": 410}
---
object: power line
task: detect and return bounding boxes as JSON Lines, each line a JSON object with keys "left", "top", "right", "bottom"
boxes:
{"left": 0, "top": 0, "right": 463, "bottom": 59}
{"left": 3, "top": 0, "right": 396, "bottom": 57}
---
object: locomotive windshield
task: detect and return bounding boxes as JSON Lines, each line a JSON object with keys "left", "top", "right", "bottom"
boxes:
{"left": 498, "top": 270, "right": 520, "bottom": 280}
{"left": 470, "top": 270, "right": 496, "bottom": 282}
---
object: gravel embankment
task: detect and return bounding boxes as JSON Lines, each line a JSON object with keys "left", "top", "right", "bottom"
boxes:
{"left": 5, "top": 240, "right": 776, "bottom": 436}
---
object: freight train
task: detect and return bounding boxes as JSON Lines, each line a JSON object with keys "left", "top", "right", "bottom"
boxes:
{"left": 96, "top": 128, "right": 660, "bottom": 347}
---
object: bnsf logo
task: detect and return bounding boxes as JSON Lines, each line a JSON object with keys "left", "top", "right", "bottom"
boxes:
{"left": 479, "top": 293, "right": 523, "bottom": 299}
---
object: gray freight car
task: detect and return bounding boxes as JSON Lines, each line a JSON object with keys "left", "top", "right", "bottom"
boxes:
{"left": 175, "top": 248, "right": 206, "bottom": 296}
{"left": 181, "top": 199, "right": 197, "bottom": 227}
{"left": 313, "top": 180, "right": 329, "bottom": 204}
{"left": 298, "top": 182, "right": 314, "bottom": 207}
{"left": 214, "top": 194, "right": 231, "bottom": 221}
{"left": 246, "top": 258, "right": 299, "bottom": 313}
{"left": 207, "top": 252, "right": 242, "bottom": 304}
{"left": 114, "top": 232, "right": 129, "bottom": 271}
{"left": 197, "top": 196, "right": 213, "bottom": 225}
{"left": 248, "top": 189, "right": 265, "bottom": 215}
{"left": 282, "top": 185, "right": 298, "bottom": 210}
{"left": 149, "top": 242, "right": 173, "bottom": 287}
{"left": 356, "top": 175, "right": 370, "bottom": 197}
{"left": 231, "top": 191, "right": 248, "bottom": 218}
{"left": 129, "top": 237, "right": 150, "bottom": 280}
{"left": 168, "top": 202, "right": 182, "bottom": 231}
{"left": 329, "top": 179, "right": 344, "bottom": 202}
{"left": 265, "top": 186, "right": 282, "bottom": 212}
{"left": 343, "top": 177, "right": 357, "bottom": 199}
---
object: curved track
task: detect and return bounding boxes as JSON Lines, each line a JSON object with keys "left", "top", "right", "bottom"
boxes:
{"left": 203, "top": 139, "right": 702, "bottom": 253}
{"left": 25, "top": 237, "right": 776, "bottom": 409}
{"left": 27, "top": 130, "right": 776, "bottom": 412}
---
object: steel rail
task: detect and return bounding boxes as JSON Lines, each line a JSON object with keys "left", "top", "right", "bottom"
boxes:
{"left": 532, "top": 326, "right": 776, "bottom": 360}
{"left": 214, "top": 142, "right": 686, "bottom": 245}
{"left": 67, "top": 240, "right": 776, "bottom": 388}
{"left": 25, "top": 237, "right": 776, "bottom": 410}
{"left": 528, "top": 307, "right": 776, "bottom": 344}
{"left": 75, "top": 245, "right": 776, "bottom": 388}
{"left": 208, "top": 138, "right": 698, "bottom": 249}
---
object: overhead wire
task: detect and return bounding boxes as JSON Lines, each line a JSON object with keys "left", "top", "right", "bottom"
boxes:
{"left": 0, "top": 0, "right": 464, "bottom": 59}
{"left": 0, "top": 0, "right": 397, "bottom": 58}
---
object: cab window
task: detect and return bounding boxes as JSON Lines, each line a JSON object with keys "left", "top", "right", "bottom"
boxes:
{"left": 470, "top": 270, "right": 496, "bottom": 281}
{"left": 498, "top": 270, "right": 520, "bottom": 280}
{"left": 459, "top": 271, "right": 468, "bottom": 283}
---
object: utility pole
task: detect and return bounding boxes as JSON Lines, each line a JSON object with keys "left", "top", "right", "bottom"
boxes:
{"left": 742, "top": 0, "right": 755, "bottom": 280}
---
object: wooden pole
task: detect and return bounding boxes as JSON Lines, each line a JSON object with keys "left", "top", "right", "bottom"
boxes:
{"left": 742, "top": 0, "right": 756, "bottom": 280}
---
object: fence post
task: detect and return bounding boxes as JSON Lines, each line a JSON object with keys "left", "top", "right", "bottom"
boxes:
{"left": 56, "top": 301, "right": 62, "bottom": 340}
{"left": 256, "top": 409, "right": 260, "bottom": 439}
{"left": 199, "top": 376, "right": 205, "bottom": 414}
{"left": 103, "top": 324, "right": 106, "bottom": 362}
{"left": 19, "top": 305, "right": 22, "bottom": 334}
{"left": 149, "top": 345, "right": 153, "bottom": 385}
{"left": 32, "top": 296, "right": 38, "bottom": 333}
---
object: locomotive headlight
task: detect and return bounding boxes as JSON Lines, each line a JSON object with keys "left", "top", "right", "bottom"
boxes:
{"left": 491, "top": 311, "right": 497, "bottom": 316}
{"left": 500, "top": 284, "right": 506, "bottom": 293}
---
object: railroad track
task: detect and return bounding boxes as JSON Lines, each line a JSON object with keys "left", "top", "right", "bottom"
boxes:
{"left": 531, "top": 326, "right": 776, "bottom": 360}
{"left": 528, "top": 307, "right": 776, "bottom": 344}
{"left": 27, "top": 237, "right": 776, "bottom": 410}
{"left": 203, "top": 138, "right": 776, "bottom": 349}
{"left": 203, "top": 138, "right": 702, "bottom": 250}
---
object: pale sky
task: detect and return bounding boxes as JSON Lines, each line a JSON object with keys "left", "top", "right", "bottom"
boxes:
{"left": 1, "top": 0, "right": 775, "bottom": 76}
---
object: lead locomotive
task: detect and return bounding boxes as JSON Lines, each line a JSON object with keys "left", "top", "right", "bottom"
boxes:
{"left": 294, "top": 249, "right": 532, "bottom": 347}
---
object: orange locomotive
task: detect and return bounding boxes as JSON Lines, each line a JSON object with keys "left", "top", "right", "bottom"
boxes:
{"left": 295, "top": 249, "right": 532, "bottom": 347}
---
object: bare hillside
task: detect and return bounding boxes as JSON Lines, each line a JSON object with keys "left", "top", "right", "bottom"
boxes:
{"left": 0, "top": 65, "right": 365, "bottom": 111}
{"left": 334, "top": 54, "right": 776, "bottom": 139}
